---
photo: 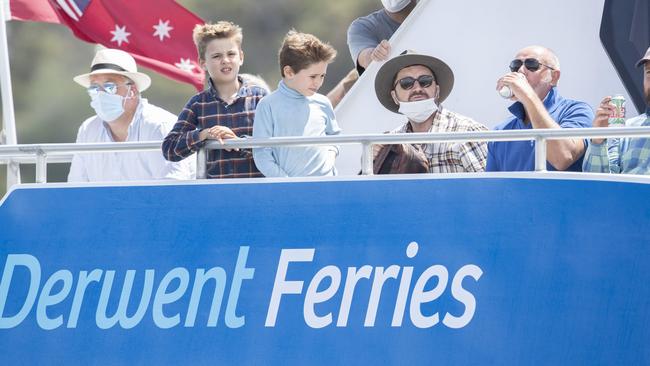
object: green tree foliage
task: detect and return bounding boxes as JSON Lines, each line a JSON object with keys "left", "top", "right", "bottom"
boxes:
{"left": 0, "top": 0, "right": 379, "bottom": 195}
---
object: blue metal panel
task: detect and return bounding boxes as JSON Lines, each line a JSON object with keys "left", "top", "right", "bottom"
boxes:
{"left": 0, "top": 177, "right": 649, "bottom": 365}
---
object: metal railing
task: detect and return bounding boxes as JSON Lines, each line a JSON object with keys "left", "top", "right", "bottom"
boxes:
{"left": 197, "top": 126, "right": 650, "bottom": 178}
{"left": 0, "top": 141, "right": 162, "bottom": 183}
{"left": 1, "top": 126, "right": 650, "bottom": 183}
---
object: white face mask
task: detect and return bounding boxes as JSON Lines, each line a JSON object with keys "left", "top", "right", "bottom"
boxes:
{"left": 398, "top": 98, "right": 438, "bottom": 123}
{"left": 381, "top": 0, "right": 411, "bottom": 13}
{"left": 90, "top": 91, "right": 126, "bottom": 122}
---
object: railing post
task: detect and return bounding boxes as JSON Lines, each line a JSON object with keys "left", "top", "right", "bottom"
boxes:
{"left": 361, "top": 141, "right": 373, "bottom": 175}
{"left": 35, "top": 150, "right": 47, "bottom": 183}
{"left": 196, "top": 147, "right": 207, "bottom": 179}
{"left": 534, "top": 136, "right": 547, "bottom": 172}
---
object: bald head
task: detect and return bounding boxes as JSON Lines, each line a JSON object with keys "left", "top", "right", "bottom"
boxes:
{"left": 510, "top": 45, "right": 561, "bottom": 100}
{"left": 516, "top": 45, "right": 560, "bottom": 70}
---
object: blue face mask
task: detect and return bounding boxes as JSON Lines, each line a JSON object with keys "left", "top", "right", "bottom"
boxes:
{"left": 90, "top": 91, "right": 125, "bottom": 122}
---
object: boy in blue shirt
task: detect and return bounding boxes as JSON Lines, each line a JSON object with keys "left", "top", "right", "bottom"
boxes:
{"left": 253, "top": 31, "right": 341, "bottom": 177}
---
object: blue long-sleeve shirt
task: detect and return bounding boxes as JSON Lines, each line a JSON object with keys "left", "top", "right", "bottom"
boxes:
{"left": 252, "top": 80, "right": 341, "bottom": 177}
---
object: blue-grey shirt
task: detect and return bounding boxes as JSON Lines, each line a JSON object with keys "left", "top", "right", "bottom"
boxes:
{"left": 487, "top": 87, "right": 594, "bottom": 172}
{"left": 252, "top": 81, "right": 341, "bottom": 177}
{"left": 582, "top": 108, "right": 650, "bottom": 174}
{"left": 347, "top": 9, "right": 401, "bottom": 74}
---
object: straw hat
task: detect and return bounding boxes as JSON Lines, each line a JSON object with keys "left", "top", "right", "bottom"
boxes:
{"left": 375, "top": 50, "right": 454, "bottom": 113}
{"left": 74, "top": 49, "right": 151, "bottom": 92}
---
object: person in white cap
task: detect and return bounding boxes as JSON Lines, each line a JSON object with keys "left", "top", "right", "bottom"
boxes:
{"left": 374, "top": 50, "right": 488, "bottom": 173}
{"left": 68, "top": 48, "right": 194, "bottom": 182}
{"left": 583, "top": 45, "right": 650, "bottom": 175}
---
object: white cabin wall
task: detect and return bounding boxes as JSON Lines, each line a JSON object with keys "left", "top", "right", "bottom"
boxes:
{"left": 335, "top": 0, "right": 631, "bottom": 175}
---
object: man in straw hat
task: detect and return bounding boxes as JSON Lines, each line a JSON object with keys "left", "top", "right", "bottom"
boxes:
{"left": 68, "top": 48, "right": 194, "bottom": 182}
{"left": 488, "top": 45, "right": 593, "bottom": 172}
{"left": 583, "top": 45, "right": 650, "bottom": 175}
{"left": 374, "top": 50, "right": 488, "bottom": 173}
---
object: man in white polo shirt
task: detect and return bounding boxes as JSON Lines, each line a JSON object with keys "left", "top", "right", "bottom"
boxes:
{"left": 68, "top": 48, "right": 194, "bottom": 182}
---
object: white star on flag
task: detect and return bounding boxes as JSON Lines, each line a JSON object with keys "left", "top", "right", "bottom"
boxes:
{"left": 110, "top": 25, "right": 131, "bottom": 46}
{"left": 175, "top": 58, "right": 196, "bottom": 73}
{"left": 153, "top": 19, "right": 174, "bottom": 42}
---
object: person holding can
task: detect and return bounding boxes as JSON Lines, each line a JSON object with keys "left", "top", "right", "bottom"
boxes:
{"left": 583, "top": 46, "right": 650, "bottom": 174}
{"left": 487, "top": 45, "right": 594, "bottom": 172}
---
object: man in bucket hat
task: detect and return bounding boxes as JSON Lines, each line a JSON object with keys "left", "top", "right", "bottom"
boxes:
{"left": 583, "top": 46, "right": 650, "bottom": 175}
{"left": 68, "top": 48, "right": 194, "bottom": 182}
{"left": 374, "top": 50, "right": 488, "bottom": 173}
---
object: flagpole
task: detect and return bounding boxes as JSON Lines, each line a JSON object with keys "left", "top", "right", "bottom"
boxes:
{"left": 0, "top": 1, "right": 21, "bottom": 187}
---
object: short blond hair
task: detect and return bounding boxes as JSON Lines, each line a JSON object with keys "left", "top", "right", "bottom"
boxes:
{"left": 279, "top": 30, "right": 337, "bottom": 77}
{"left": 193, "top": 21, "right": 243, "bottom": 61}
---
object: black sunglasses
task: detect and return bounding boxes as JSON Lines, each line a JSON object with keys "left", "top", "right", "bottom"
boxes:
{"left": 509, "top": 58, "right": 555, "bottom": 72}
{"left": 394, "top": 74, "right": 435, "bottom": 90}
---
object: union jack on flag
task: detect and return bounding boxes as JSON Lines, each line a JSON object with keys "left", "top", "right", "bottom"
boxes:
{"left": 54, "top": 0, "right": 90, "bottom": 21}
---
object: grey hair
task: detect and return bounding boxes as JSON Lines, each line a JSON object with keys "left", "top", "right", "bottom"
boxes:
{"left": 241, "top": 73, "right": 271, "bottom": 94}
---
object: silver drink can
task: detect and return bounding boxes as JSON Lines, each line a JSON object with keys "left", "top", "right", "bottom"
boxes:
{"left": 499, "top": 86, "right": 513, "bottom": 99}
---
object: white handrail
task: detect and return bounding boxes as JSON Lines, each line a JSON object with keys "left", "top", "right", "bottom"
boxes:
{"left": 0, "top": 141, "right": 163, "bottom": 183}
{"left": 1, "top": 127, "right": 650, "bottom": 182}
{"left": 199, "top": 126, "right": 650, "bottom": 177}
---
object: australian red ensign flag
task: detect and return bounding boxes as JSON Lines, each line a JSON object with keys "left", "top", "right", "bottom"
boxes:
{"left": 8, "top": 0, "right": 206, "bottom": 91}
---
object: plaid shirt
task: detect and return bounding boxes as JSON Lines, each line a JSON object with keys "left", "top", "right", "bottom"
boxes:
{"left": 162, "top": 77, "right": 267, "bottom": 178}
{"left": 391, "top": 107, "right": 488, "bottom": 172}
{"left": 583, "top": 113, "right": 650, "bottom": 174}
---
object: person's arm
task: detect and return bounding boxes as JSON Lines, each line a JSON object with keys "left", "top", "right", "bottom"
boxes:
{"left": 347, "top": 18, "right": 390, "bottom": 74}
{"left": 162, "top": 97, "right": 207, "bottom": 162}
{"left": 356, "top": 40, "right": 391, "bottom": 70}
{"left": 499, "top": 73, "right": 589, "bottom": 170}
{"left": 252, "top": 102, "right": 289, "bottom": 177}
{"left": 590, "top": 96, "right": 615, "bottom": 145}
{"left": 326, "top": 69, "right": 359, "bottom": 109}
{"left": 583, "top": 97, "right": 620, "bottom": 173}
{"left": 155, "top": 117, "right": 196, "bottom": 180}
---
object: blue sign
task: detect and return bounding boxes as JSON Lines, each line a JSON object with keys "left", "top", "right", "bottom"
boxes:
{"left": 1, "top": 176, "right": 649, "bottom": 364}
